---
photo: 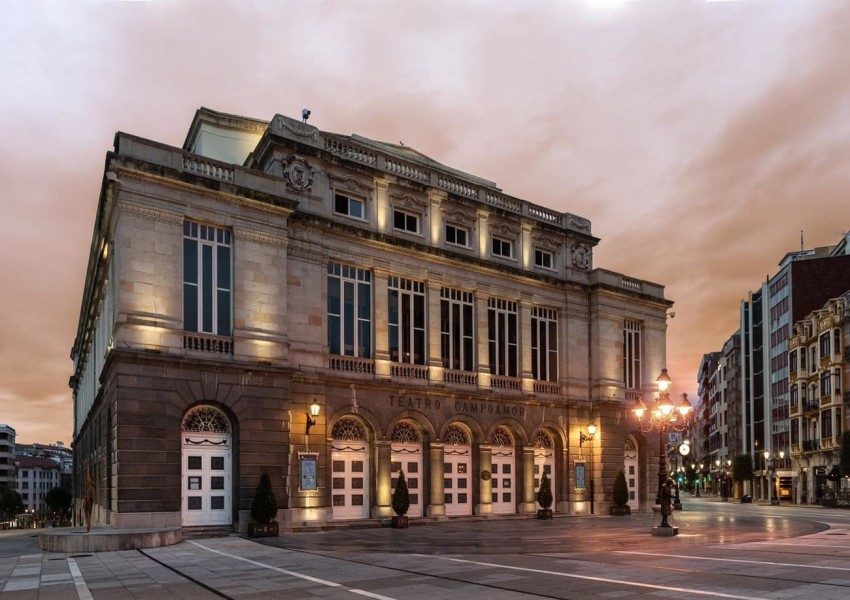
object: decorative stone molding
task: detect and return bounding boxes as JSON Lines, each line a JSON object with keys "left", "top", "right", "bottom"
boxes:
{"left": 567, "top": 214, "right": 592, "bottom": 233}
{"left": 119, "top": 202, "right": 183, "bottom": 226}
{"left": 283, "top": 155, "right": 314, "bottom": 191}
{"left": 491, "top": 221, "right": 520, "bottom": 239}
{"left": 278, "top": 117, "right": 319, "bottom": 141}
{"left": 234, "top": 228, "right": 287, "bottom": 248}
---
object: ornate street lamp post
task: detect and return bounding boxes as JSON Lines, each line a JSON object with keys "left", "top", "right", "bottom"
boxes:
{"left": 632, "top": 368, "right": 693, "bottom": 536}
{"left": 764, "top": 449, "right": 785, "bottom": 505}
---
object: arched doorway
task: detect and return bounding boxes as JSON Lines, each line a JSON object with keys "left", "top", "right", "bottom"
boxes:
{"left": 331, "top": 416, "right": 370, "bottom": 520}
{"left": 533, "top": 430, "right": 555, "bottom": 510}
{"left": 181, "top": 406, "right": 232, "bottom": 527}
{"left": 391, "top": 421, "right": 423, "bottom": 518}
{"left": 490, "top": 426, "right": 516, "bottom": 514}
{"left": 443, "top": 423, "right": 472, "bottom": 516}
{"left": 624, "top": 436, "right": 639, "bottom": 512}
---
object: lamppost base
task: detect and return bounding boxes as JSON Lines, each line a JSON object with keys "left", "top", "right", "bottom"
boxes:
{"left": 651, "top": 525, "right": 679, "bottom": 537}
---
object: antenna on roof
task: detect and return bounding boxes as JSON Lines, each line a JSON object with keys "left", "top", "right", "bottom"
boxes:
{"left": 800, "top": 230, "right": 804, "bottom": 252}
{"left": 301, "top": 108, "right": 311, "bottom": 124}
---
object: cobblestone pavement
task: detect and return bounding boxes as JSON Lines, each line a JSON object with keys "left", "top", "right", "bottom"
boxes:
{"left": 2, "top": 498, "right": 850, "bottom": 599}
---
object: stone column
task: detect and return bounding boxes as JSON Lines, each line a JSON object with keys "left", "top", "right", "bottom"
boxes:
{"left": 373, "top": 440, "right": 393, "bottom": 519}
{"left": 476, "top": 291, "right": 491, "bottom": 389}
{"left": 520, "top": 446, "right": 537, "bottom": 514}
{"left": 427, "top": 281, "right": 443, "bottom": 384}
{"left": 427, "top": 443, "right": 446, "bottom": 517}
{"left": 476, "top": 445, "right": 493, "bottom": 515}
{"left": 519, "top": 297, "right": 533, "bottom": 393}
{"left": 373, "top": 268, "right": 391, "bottom": 379}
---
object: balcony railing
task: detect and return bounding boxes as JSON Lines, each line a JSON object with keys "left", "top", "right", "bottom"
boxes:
{"left": 491, "top": 375, "right": 522, "bottom": 391}
{"left": 802, "top": 439, "right": 820, "bottom": 452}
{"left": 329, "top": 356, "right": 375, "bottom": 374}
{"left": 183, "top": 334, "right": 234, "bottom": 355}
{"left": 533, "top": 381, "right": 562, "bottom": 395}
{"left": 443, "top": 369, "right": 477, "bottom": 386}
{"left": 390, "top": 363, "right": 429, "bottom": 380}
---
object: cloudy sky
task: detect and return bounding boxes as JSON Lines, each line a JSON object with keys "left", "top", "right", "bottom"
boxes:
{"left": 2, "top": 0, "right": 849, "bottom": 445}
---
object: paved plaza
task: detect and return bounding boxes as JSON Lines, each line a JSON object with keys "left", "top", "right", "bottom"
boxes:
{"left": 2, "top": 498, "right": 850, "bottom": 599}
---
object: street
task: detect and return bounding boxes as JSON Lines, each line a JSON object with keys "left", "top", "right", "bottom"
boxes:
{"left": 2, "top": 498, "right": 850, "bottom": 599}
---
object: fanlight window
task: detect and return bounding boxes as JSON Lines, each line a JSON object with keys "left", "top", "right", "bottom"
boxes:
{"left": 534, "top": 430, "right": 554, "bottom": 449}
{"left": 391, "top": 421, "right": 421, "bottom": 443}
{"left": 332, "top": 417, "right": 367, "bottom": 441}
{"left": 490, "top": 427, "right": 514, "bottom": 447}
{"left": 182, "top": 406, "right": 231, "bottom": 433}
{"left": 443, "top": 423, "right": 470, "bottom": 446}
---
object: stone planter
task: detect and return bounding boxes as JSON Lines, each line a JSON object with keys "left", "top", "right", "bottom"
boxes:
{"left": 248, "top": 522, "right": 279, "bottom": 537}
{"left": 609, "top": 505, "right": 631, "bottom": 516}
{"left": 391, "top": 515, "right": 409, "bottom": 528}
{"left": 537, "top": 508, "right": 553, "bottom": 519}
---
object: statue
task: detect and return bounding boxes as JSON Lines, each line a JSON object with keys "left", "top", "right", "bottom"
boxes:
{"left": 83, "top": 465, "right": 94, "bottom": 532}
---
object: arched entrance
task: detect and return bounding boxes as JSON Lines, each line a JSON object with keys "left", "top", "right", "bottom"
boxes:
{"left": 391, "top": 421, "right": 423, "bottom": 518}
{"left": 181, "top": 406, "right": 232, "bottom": 527}
{"left": 490, "top": 426, "right": 516, "bottom": 514}
{"left": 624, "top": 436, "right": 639, "bottom": 512}
{"left": 331, "top": 416, "right": 370, "bottom": 520}
{"left": 443, "top": 423, "right": 472, "bottom": 516}
{"left": 533, "top": 430, "right": 555, "bottom": 509}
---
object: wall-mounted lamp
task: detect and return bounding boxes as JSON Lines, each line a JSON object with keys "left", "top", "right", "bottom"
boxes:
{"left": 306, "top": 400, "right": 320, "bottom": 435}
{"left": 579, "top": 423, "right": 597, "bottom": 447}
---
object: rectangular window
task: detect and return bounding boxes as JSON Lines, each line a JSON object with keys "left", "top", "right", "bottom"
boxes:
{"left": 393, "top": 209, "right": 420, "bottom": 234}
{"left": 789, "top": 349, "right": 797, "bottom": 373}
{"left": 790, "top": 418, "right": 799, "bottom": 445}
{"left": 183, "top": 221, "right": 232, "bottom": 335}
{"left": 327, "top": 262, "right": 372, "bottom": 358}
{"left": 531, "top": 307, "right": 558, "bottom": 382}
{"left": 624, "top": 320, "right": 642, "bottom": 390}
{"left": 488, "top": 297, "right": 518, "bottom": 377}
{"left": 534, "top": 249, "right": 554, "bottom": 270}
{"left": 491, "top": 236, "right": 514, "bottom": 259}
{"left": 441, "top": 288, "right": 474, "bottom": 371}
{"left": 334, "top": 192, "right": 365, "bottom": 220}
{"left": 445, "top": 223, "right": 469, "bottom": 248}
{"left": 388, "top": 277, "right": 426, "bottom": 364}
{"left": 820, "top": 370, "right": 832, "bottom": 397}
{"left": 801, "top": 346, "right": 807, "bottom": 371}
{"left": 834, "top": 369, "right": 841, "bottom": 394}
{"left": 820, "top": 332, "right": 831, "bottom": 360}
{"left": 822, "top": 409, "right": 833, "bottom": 439}
{"left": 834, "top": 329, "right": 841, "bottom": 355}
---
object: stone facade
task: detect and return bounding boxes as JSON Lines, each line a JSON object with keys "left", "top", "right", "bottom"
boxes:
{"left": 70, "top": 108, "right": 673, "bottom": 531}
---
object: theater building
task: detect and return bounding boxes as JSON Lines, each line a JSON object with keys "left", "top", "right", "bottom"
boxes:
{"left": 70, "top": 108, "right": 672, "bottom": 532}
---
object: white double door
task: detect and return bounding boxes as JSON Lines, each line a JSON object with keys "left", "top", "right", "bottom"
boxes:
{"left": 444, "top": 446, "right": 472, "bottom": 516}
{"left": 491, "top": 448, "right": 516, "bottom": 514}
{"left": 624, "top": 447, "right": 639, "bottom": 511}
{"left": 534, "top": 450, "right": 555, "bottom": 509}
{"left": 391, "top": 443, "right": 423, "bottom": 517}
{"left": 332, "top": 445, "right": 370, "bottom": 520}
{"left": 182, "top": 434, "right": 232, "bottom": 527}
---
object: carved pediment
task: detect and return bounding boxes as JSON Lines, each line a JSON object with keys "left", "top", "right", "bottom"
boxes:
{"left": 491, "top": 221, "right": 520, "bottom": 239}
{"left": 389, "top": 192, "right": 428, "bottom": 211}
{"left": 328, "top": 172, "right": 373, "bottom": 193}
{"left": 531, "top": 234, "right": 558, "bottom": 251}
{"left": 441, "top": 208, "right": 475, "bottom": 227}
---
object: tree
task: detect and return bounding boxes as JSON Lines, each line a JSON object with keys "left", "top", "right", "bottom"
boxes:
{"left": 612, "top": 470, "right": 629, "bottom": 507}
{"left": 392, "top": 471, "right": 411, "bottom": 517}
{"left": 536, "top": 472, "right": 553, "bottom": 510}
{"left": 732, "top": 454, "right": 754, "bottom": 483}
{"left": 0, "top": 485, "right": 24, "bottom": 518}
{"left": 250, "top": 474, "right": 278, "bottom": 524}
{"left": 45, "top": 486, "right": 72, "bottom": 515}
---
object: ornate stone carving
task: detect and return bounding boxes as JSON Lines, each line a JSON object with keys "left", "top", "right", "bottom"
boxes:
{"left": 120, "top": 202, "right": 183, "bottom": 226}
{"left": 441, "top": 208, "right": 475, "bottom": 227}
{"left": 389, "top": 193, "right": 428, "bottom": 211}
{"left": 278, "top": 117, "right": 319, "bottom": 141}
{"left": 571, "top": 243, "right": 591, "bottom": 270}
{"left": 283, "top": 155, "right": 314, "bottom": 191}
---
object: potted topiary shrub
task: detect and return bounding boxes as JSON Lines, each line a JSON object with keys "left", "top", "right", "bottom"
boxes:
{"left": 249, "top": 473, "right": 279, "bottom": 537}
{"left": 391, "top": 470, "right": 410, "bottom": 528}
{"left": 610, "top": 470, "right": 631, "bottom": 515}
{"left": 536, "top": 472, "right": 554, "bottom": 519}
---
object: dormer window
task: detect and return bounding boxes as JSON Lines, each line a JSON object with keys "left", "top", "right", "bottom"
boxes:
{"left": 393, "top": 208, "right": 420, "bottom": 234}
{"left": 446, "top": 223, "right": 469, "bottom": 248}
{"left": 334, "top": 192, "right": 365, "bottom": 220}
{"left": 534, "top": 248, "right": 554, "bottom": 270}
{"left": 491, "top": 236, "right": 514, "bottom": 259}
